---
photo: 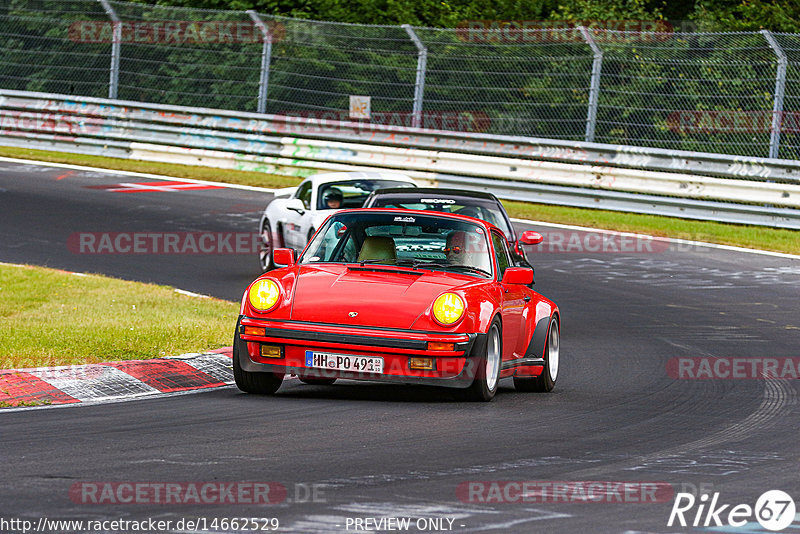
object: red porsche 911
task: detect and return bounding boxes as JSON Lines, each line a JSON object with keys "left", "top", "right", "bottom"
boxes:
{"left": 234, "top": 209, "right": 559, "bottom": 401}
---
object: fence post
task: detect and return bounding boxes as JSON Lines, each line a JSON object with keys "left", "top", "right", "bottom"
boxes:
{"left": 402, "top": 24, "right": 427, "bottom": 129}
{"left": 248, "top": 10, "right": 272, "bottom": 114}
{"left": 579, "top": 26, "right": 603, "bottom": 143}
{"left": 98, "top": 0, "right": 120, "bottom": 99}
{"left": 761, "top": 30, "right": 787, "bottom": 159}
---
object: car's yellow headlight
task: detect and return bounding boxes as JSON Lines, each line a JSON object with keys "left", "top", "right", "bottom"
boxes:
{"left": 248, "top": 279, "right": 281, "bottom": 311}
{"left": 432, "top": 293, "right": 465, "bottom": 326}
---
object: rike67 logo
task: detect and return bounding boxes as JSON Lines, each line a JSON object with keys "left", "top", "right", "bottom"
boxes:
{"left": 668, "top": 490, "right": 796, "bottom": 531}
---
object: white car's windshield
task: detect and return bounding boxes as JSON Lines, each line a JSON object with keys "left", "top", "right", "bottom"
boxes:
{"left": 300, "top": 212, "right": 493, "bottom": 278}
{"left": 317, "top": 180, "right": 414, "bottom": 210}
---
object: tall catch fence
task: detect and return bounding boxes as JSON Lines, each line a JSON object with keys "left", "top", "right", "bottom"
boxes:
{"left": 3, "top": 0, "right": 800, "bottom": 160}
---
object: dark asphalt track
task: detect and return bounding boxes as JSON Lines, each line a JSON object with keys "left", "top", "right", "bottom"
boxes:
{"left": 1, "top": 159, "right": 799, "bottom": 533}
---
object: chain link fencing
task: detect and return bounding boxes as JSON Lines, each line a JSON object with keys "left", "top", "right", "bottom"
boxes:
{"left": 2, "top": 0, "right": 800, "bottom": 159}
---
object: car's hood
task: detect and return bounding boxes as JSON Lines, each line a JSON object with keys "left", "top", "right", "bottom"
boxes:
{"left": 289, "top": 264, "right": 476, "bottom": 329}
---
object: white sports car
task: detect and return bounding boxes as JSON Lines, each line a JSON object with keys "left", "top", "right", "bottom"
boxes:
{"left": 258, "top": 171, "right": 417, "bottom": 270}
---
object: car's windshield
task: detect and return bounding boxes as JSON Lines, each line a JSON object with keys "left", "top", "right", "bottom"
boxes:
{"left": 368, "top": 195, "right": 513, "bottom": 239}
{"left": 317, "top": 180, "right": 414, "bottom": 210}
{"left": 300, "top": 212, "right": 493, "bottom": 278}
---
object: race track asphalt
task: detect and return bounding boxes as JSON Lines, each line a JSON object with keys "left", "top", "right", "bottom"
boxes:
{"left": 1, "top": 160, "right": 799, "bottom": 533}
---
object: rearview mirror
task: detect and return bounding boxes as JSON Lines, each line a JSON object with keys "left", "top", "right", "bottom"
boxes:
{"left": 273, "top": 248, "right": 296, "bottom": 267}
{"left": 519, "top": 231, "right": 544, "bottom": 245}
{"left": 502, "top": 267, "right": 534, "bottom": 285}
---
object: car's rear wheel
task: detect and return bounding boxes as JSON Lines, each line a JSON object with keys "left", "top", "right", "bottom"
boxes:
{"left": 463, "top": 319, "right": 502, "bottom": 402}
{"left": 298, "top": 377, "right": 337, "bottom": 385}
{"left": 514, "top": 317, "right": 559, "bottom": 392}
{"left": 233, "top": 335, "right": 283, "bottom": 394}
{"left": 258, "top": 218, "right": 274, "bottom": 271}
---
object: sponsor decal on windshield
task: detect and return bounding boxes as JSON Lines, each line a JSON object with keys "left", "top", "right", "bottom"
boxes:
{"left": 420, "top": 198, "right": 457, "bottom": 204}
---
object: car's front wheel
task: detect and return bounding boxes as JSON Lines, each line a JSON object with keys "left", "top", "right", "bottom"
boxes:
{"left": 233, "top": 335, "right": 283, "bottom": 394}
{"left": 514, "top": 317, "right": 559, "bottom": 392}
{"left": 463, "top": 319, "right": 502, "bottom": 402}
{"left": 258, "top": 218, "right": 274, "bottom": 272}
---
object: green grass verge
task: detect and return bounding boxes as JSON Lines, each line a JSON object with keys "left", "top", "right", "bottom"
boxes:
{"left": 1, "top": 145, "right": 797, "bottom": 255}
{"left": 0, "top": 399, "right": 51, "bottom": 408}
{"left": 0, "top": 264, "right": 237, "bottom": 369}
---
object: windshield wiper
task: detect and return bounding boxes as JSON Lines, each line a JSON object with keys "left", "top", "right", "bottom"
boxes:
{"left": 395, "top": 259, "right": 449, "bottom": 271}
{"left": 444, "top": 264, "right": 492, "bottom": 277}
{"left": 359, "top": 258, "right": 397, "bottom": 266}
{"left": 394, "top": 259, "right": 491, "bottom": 277}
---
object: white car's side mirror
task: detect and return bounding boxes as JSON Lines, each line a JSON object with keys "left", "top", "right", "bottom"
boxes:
{"left": 286, "top": 198, "right": 305, "bottom": 214}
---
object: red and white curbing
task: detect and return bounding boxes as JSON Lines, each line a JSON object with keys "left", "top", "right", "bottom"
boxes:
{"left": 0, "top": 347, "right": 234, "bottom": 409}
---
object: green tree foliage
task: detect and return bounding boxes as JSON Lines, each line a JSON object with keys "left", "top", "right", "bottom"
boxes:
{"left": 691, "top": 0, "right": 800, "bottom": 32}
{"left": 133, "top": 0, "right": 559, "bottom": 27}
{"left": 128, "top": 0, "right": 800, "bottom": 32}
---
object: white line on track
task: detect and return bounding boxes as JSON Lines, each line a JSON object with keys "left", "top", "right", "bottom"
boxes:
{"left": 0, "top": 155, "right": 279, "bottom": 193}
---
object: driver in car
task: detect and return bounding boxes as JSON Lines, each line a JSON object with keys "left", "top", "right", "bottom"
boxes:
{"left": 323, "top": 188, "right": 343, "bottom": 209}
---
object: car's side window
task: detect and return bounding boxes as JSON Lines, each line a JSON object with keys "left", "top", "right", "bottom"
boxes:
{"left": 492, "top": 231, "right": 511, "bottom": 280}
{"left": 295, "top": 181, "right": 312, "bottom": 209}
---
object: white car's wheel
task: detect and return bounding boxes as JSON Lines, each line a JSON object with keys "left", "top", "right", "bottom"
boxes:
{"left": 259, "top": 218, "right": 274, "bottom": 271}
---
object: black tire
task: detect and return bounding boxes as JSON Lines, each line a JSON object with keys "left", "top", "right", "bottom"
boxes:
{"left": 258, "top": 218, "right": 274, "bottom": 272}
{"left": 462, "top": 318, "right": 502, "bottom": 402}
{"left": 515, "top": 317, "right": 559, "bottom": 392}
{"left": 298, "top": 377, "right": 337, "bottom": 385}
{"left": 233, "top": 335, "right": 283, "bottom": 394}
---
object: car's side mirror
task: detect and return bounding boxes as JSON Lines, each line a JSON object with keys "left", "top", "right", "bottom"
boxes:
{"left": 286, "top": 198, "right": 305, "bottom": 214}
{"left": 502, "top": 267, "right": 534, "bottom": 285}
{"left": 519, "top": 231, "right": 544, "bottom": 245}
{"left": 273, "top": 248, "right": 296, "bottom": 267}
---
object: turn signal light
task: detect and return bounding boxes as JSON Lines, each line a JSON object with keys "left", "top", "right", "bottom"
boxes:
{"left": 427, "top": 342, "right": 455, "bottom": 351}
{"left": 409, "top": 357, "right": 435, "bottom": 370}
{"left": 260, "top": 344, "right": 284, "bottom": 358}
{"left": 244, "top": 326, "right": 266, "bottom": 336}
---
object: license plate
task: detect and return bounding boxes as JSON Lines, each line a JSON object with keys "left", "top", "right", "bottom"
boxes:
{"left": 304, "top": 350, "right": 384, "bottom": 374}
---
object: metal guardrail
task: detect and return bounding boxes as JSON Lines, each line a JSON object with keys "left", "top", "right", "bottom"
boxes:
{"left": 1, "top": 89, "right": 799, "bottom": 229}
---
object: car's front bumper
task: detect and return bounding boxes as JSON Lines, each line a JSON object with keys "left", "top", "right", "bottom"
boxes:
{"left": 236, "top": 315, "right": 482, "bottom": 388}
